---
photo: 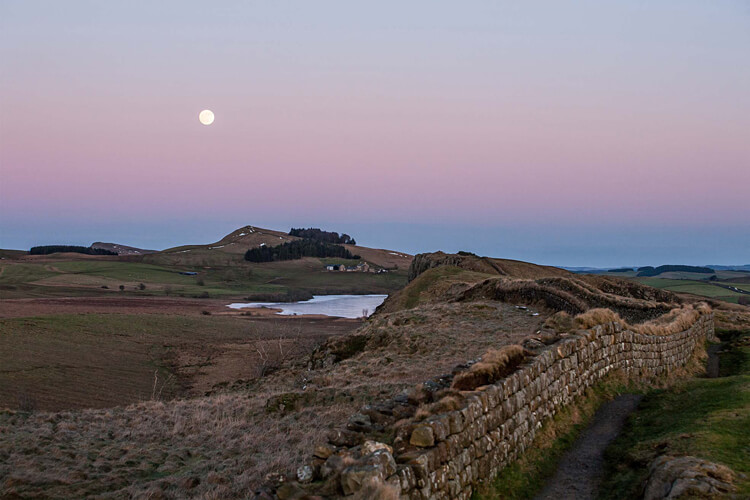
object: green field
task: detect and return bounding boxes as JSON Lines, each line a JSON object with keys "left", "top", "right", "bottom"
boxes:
{"left": 600, "top": 330, "right": 750, "bottom": 498}
{"left": 0, "top": 256, "right": 408, "bottom": 300}
{"left": 633, "top": 278, "right": 746, "bottom": 304}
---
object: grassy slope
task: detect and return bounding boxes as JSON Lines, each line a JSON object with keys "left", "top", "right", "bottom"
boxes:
{"left": 147, "top": 225, "right": 412, "bottom": 270}
{"left": 600, "top": 330, "right": 750, "bottom": 498}
{"left": 0, "top": 313, "right": 352, "bottom": 411}
{"left": 634, "top": 277, "right": 745, "bottom": 304}
{"left": 583, "top": 269, "right": 750, "bottom": 305}
{"left": 0, "top": 225, "right": 412, "bottom": 299}
{"left": 377, "top": 265, "right": 493, "bottom": 313}
{"left": 0, "top": 257, "right": 408, "bottom": 300}
{"left": 0, "top": 314, "right": 238, "bottom": 410}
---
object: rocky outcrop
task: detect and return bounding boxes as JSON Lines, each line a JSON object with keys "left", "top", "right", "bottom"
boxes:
{"left": 407, "top": 252, "right": 504, "bottom": 282}
{"left": 644, "top": 455, "right": 736, "bottom": 499}
{"left": 402, "top": 253, "right": 679, "bottom": 322}
{"left": 274, "top": 311, "right": 714, "bottom": 499}
{"left": 458, "top": 277, "right": 675, "bottom": 323}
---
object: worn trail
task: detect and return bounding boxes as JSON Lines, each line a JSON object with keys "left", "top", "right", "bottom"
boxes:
{"left": 534, "top": 394, "right": 643, "bottom": 500}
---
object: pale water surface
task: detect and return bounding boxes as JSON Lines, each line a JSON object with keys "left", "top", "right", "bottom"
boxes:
{"left": 227, "top": 294, "right": 387, "bottom": 318}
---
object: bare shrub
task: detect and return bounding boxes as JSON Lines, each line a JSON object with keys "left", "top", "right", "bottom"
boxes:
{"left": 253, "top": 322, "right": 320, "bottom": 378}
{"left": 255, "top": 341, "right": 282, "bottom": 378}
{"left": 431, "top": 395, "right": 462, "bottom": 413}
{"left": 544, "top": 311, "right": 574, "bottom": 332}
{"left": 574, "top": 308, "right": 624, "bottom": 329}
{"left": 452, "top": 345, "right": 525, "bottom": 390}
{"left": 151, "top": 370, "right": 174, "bottom": 401}
{"left": 637, "top": 305, "right": 702, "bottom": 336}
{"left": 414, "top": 405, "right": 431, "bottom": 421}
{"left": 572, "top": 304, "right": 711, "bottom": 337}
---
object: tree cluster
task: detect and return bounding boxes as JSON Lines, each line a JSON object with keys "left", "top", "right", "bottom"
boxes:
{"left": 288, "top": 227, "right": 356, "bottom": 245}
{"left": 245, "top": 239, "right": 360, "bottom": 263}
{"left": 608, "top": 268, "right": 634, "bottom": 273}
{"left": 636, "top": 265, "right": 714, "bottom": 277}
{"left": 29, "top": 245, "right": 117, "bottom": 256}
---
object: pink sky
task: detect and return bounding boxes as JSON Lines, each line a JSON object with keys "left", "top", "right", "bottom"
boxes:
{"left": 1, "top": 1, "right": 749, "bottom": 264}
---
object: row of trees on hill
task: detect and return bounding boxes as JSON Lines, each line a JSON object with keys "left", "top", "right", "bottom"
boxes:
{"left": 29, "top": 245, "right": 117, "bottom": 256}
{"left": 288, "top": 227, "right": 356, "bottom": 245}
{"left": 636, "top": 265, "right": 714, "bottom": 277}
{"left": 244, "top": 239, "right": 360, "bottom": 263}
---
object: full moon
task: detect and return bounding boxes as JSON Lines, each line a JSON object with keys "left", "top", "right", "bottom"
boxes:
{"left": 198, "top": 109, "right": 215, "bottom": 125}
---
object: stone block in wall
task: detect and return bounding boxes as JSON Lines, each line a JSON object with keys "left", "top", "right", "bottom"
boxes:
{"left": 448, "top": 411, "right": 463, "bottom": 435}
{"left": 398, "top": 464, "right": 417, "bottom": 491}
{"left": 340, "top": 464, "right": 384, "bottom": 495}
{"left": 485, "top": 384, "right": 501, "bottom": 409}
{"left": 539, "top": 349, "right": 555, "bottom": 369}
{"left": 459, "top": 406, "right": 472, "bottom": 428}
{"left": 410, "top": 425, "right": 435, "bottom": 448}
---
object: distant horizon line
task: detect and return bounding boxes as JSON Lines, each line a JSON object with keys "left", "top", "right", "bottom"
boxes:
{"left": 3, "top": 242, "right": 748, "bottom": 271}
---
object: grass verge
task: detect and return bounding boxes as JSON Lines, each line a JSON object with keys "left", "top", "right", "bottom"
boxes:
{"left": 475, "top": 374, "right": 642, "bottom": 500}
{"left": 476, "top": 336, "right": 710, "bottom": 500}
{"left": 599, "top": 330, "right": 750, "bottom": 499}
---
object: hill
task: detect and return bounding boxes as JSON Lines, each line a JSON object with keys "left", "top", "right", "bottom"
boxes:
{"left": 0, "top": 225, "right": 412, "bottom": 301}
{"left": 91, "top": 242, "right": 157, "bottom": 256}
{"left": 380, "top": 251, "right": 679, "bottom": 322}
{"left": 145, "top": 225, "right": 412, "bottom": 271}
{"left": 0, "top": 249, "right": 27, "bottom": 260}
{"left": 636, "top": 265, "right": 714, "bottom": 277}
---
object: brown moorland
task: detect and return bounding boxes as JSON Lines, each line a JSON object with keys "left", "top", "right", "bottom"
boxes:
{"left": 0, "top": 251, "right": 713, "bottom": 499}
{"left": 0, "top": 313, "right": 358, "bottom": 411}
{"left": 0, "top": 300, "right": 545, "bottom": 499}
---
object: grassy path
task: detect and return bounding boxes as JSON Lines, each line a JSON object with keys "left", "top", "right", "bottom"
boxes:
{"left": 600, "top": 331, "right": 750, "bottom": 498}
{"left": 534, "top": 395, "right": 642, "bottom": 500}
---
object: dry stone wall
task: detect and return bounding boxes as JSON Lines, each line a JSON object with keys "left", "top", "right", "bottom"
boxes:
{"left": 287, "top": 312, "right": 715, "bottom": 500}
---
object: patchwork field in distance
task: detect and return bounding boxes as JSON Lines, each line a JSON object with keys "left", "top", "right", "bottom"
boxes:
{"left": 0, "top": 257, "right": 407, "bottom": 300}
{"left": 634, "top": 277, "right": 748, "bottom": 304}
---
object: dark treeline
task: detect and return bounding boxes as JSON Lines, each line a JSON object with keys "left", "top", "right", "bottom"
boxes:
{"left": 245, "top": 239, "right": 360, "bottom": 263}
{"left": 289, "top": 227, "right": 356, "bottom": 245}
{"left": 29, "top": 245, "right": 117, "bottom": 256}
{"left": 608, "top": 268, "right": 634, "bottom": 273}
{"left": 636, "top": 265, "right": 714, "bottom": 277}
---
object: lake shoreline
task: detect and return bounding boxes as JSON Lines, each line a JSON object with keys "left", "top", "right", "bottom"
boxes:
{"left": 227, "top": 294, "right": 388, "bottom": 319}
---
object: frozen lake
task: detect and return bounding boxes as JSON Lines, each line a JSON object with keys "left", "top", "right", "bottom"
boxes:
{"left": 227, "top": 294, "right": 388, "bottom": 318}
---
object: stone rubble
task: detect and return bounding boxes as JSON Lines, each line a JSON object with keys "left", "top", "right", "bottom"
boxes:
{"left": 644, "top": 455, "right": 736, "bottom": 499}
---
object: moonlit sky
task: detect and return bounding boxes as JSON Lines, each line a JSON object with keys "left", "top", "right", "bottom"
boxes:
{"left": 1, "top": 1, "right": 748, "bottom": 267}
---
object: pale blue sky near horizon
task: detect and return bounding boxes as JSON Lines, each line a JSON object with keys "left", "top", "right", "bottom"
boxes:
{"left": 1, "top": 217, "right": 747, "bottom": 269}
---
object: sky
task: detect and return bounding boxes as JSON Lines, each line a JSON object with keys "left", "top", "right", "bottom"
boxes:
{"left": 1, "top": 1, "right": 748, "bottom": 267}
